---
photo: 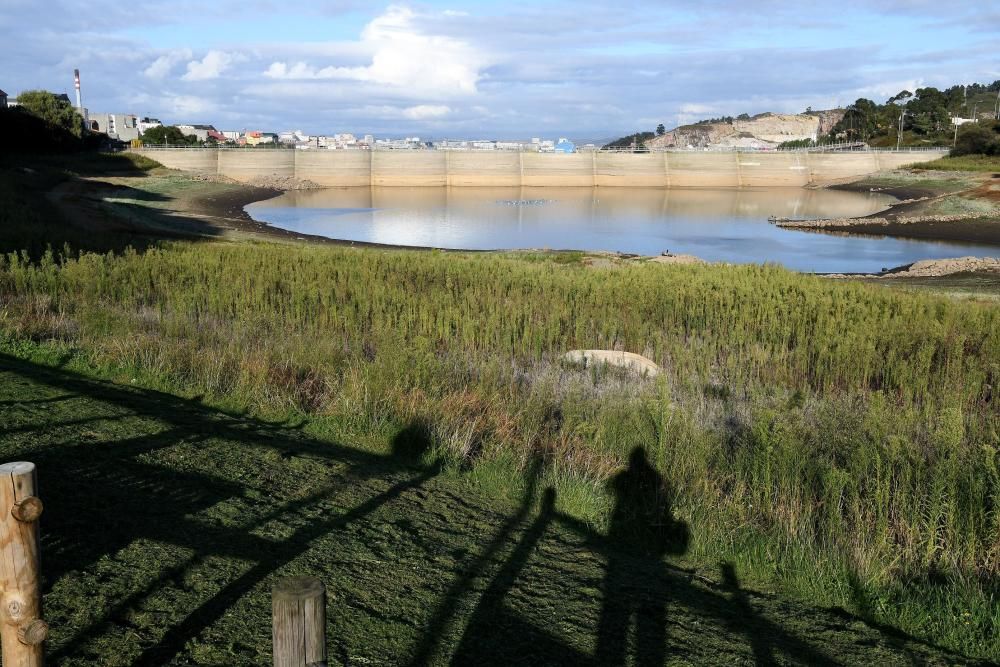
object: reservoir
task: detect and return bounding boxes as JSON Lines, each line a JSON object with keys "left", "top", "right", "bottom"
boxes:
{"left": 245, "top": 187, "right": 995, "bottom": 273}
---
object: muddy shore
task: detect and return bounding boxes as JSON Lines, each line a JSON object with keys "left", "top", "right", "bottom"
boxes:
{"left": 818, "top": 173, "right": 1000, "bottom": 244}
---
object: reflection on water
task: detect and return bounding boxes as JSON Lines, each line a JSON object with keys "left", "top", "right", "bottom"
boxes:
{"left": 245, "top": 186, "right": 995, "bottom": 273}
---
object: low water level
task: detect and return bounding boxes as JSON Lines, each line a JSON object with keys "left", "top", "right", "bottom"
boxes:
{"left": 245, "top": 187, "right": 995, "bottom": 273}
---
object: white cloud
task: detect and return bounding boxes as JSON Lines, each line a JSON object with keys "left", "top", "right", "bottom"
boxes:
{"left": 679, "top": 103, "right": 716, "bottom": 114}
{"left": 164, "top": 94, "right": 216, "bottom": 116}
{"left": 182, "top": 50, "right": 242, "bottom": 81}
{"left": 262, "top": 5, "right": 489, "bottom": 97}
{"left": 144, "top": 49, "right": 192, "bottom": 79}
{"left": 402, "top": 104, "right": 451, "bottom": 119}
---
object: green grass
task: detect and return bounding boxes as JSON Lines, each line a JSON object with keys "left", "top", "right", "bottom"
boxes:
{"left": 0, "top": 348, "right": 977, "bottom": 665}
{"left": 1, "top": 156, "right": 998, "bottom": 661}
{"left": 1, "top": 240, "right": 998, "bottom": 660}
{"left": 910, "top": 154, "right": 1000, "bottom": 172}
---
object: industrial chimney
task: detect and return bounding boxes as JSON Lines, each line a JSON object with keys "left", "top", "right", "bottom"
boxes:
{"left": 74, "top": 69, "right": 82, "bottom": 110}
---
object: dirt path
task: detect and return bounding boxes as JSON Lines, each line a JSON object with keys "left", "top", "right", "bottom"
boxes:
{"left": 0, "top": 354, "right": 976, "bottom": 665}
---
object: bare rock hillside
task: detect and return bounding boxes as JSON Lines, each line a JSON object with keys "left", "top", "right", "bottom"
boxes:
{"left": 647, "top": 110, "right": 846, "bottom": 149}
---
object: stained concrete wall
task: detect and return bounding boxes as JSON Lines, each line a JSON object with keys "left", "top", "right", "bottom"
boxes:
{"left": 447, "top": 151, "right": 520, "bottom": 186}
{"left": 296, "top": 150, "right": 370, "bottom": 187}
{"left": 137, "top": 149, "right": 945, "bottom": 187}
{"left": 218, "top": 149, "right": 294, "bottom": 181}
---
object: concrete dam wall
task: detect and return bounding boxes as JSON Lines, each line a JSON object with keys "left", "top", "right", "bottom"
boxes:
{"left": 136, "top": 149, "right": 943, "bottom": 188}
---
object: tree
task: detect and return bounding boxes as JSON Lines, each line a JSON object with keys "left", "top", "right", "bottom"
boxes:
{"left": 656, "top": 123, "right": 665, "bottom": 136}
{"left": 952, "top": 121, "right": 1000, "bottom": 156}
{"left": 887, "top": 90, "right": 913, "bottom": 105}
{"left": 15, "top": 90, "right": 83, "bottom": 138}
{"left": 140, "top": 125, "right": 198, "bottom": 145}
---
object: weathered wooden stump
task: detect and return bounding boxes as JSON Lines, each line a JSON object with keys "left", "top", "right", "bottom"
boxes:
{"left": 0, "top": 462, "right": 47, "bottom": 667}
{"left": 272, "top": 576, "right": 326, "bottom": 667}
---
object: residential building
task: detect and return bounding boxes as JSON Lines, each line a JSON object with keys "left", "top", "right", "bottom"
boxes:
{"left": 222, "top": 130, "right": 243, "bottom": 141}
{"left": 0, "top": 90, "right": 7, "bottom": 109}
{"left": 245, "top": 131, "right": 277, "bottom": 146}
{"left": 88, "top": 113, "right": 140, "bottom": 141}
{"left": 176, "top": 124, "right": 217, "bottom": 142}
{"left": 137, "top": 117, "right": 162, "bottom": 134}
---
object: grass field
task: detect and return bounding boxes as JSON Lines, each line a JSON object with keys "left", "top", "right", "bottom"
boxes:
{"left": 910, "top": 154, "right": 1000, "bottom": 172}
{"left": 0, "top": 351, "right": 972, "bottom": 665}
{"left": 1, "top": 154, "right": 998, "bottom": 662}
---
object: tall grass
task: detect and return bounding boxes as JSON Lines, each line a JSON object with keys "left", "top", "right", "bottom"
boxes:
{"left": 910, "top": 154, "right": 1000, "bottom": 172}
{"left": 1, "top": 242, "right": 998, "bottom": 656}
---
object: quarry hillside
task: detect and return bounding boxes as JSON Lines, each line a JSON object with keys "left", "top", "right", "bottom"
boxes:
{"left": 647, "top": 110, "right": 846, "bottom": 149}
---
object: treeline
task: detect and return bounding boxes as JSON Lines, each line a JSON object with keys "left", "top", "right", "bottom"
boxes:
{"left": 831, "top": 81, "right": 1000, "bottom": 148}
{"left": 0, "top": 90, "right": 104, "bottom": 153}
{"left": 602, "top": 131, "right": 655, "bottom": 150}
{"left": 607, "top": 80, "right": 1000, "bottom": 152}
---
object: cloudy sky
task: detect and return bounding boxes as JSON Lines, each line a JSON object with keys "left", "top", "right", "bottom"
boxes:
{"left": 2, "top": 1, "right": 997, "bottom": 140}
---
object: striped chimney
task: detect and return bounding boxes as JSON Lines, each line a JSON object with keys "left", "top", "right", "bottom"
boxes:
{"left": 74, "top": 69, "right": 82, "bottom": 109}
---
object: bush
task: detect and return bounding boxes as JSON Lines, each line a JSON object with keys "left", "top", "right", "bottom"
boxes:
{"left": 951, "top": 121, "right": 1000, "bottom": 156}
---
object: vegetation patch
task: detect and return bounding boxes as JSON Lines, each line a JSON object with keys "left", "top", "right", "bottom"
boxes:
{"left": 0, "top": 237, "right": 998, "bottom": 660}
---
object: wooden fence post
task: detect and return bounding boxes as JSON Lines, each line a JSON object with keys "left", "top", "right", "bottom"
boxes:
{"left": 0, "top": 462, "right": 47, "bottom": 667}
{"left": 273, "top": 576, "right": 326, "bottom": 667}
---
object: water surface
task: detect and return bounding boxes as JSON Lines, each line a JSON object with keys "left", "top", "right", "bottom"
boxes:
{"left": 246, "top": 187, "right": 996, "bottom": 273}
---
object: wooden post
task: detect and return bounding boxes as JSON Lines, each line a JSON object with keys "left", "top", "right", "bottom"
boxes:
{"left": 0, "top": 462, "right": 47, "bottom": 667}
{"left": 272, "top": 576, "right": 326, "bottom": 667}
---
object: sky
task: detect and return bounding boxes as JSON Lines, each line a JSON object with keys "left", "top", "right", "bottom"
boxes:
{"left": 1, "top": 1, "right": 997, "bottom": 141}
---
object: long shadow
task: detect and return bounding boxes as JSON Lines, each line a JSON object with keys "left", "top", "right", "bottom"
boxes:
{"left": 131, "top": 467, "right": 439, "bottom": 666}
{"left": 0, "top": 354, "right": 442, "bottom": 662}
{"left": 448, "top": 487, "right": 594, "bottom": 666}
{"left": 405, "top": 457, "right": 545, "bottom": 666}
{"left": 443, "top": 447, "right": 843, "bottom": 665}
{"left": 595, "top": 446, "right": 690, "bottom": 666}
{"left": 720, "top": 562, "right": 837, "bottom": 666}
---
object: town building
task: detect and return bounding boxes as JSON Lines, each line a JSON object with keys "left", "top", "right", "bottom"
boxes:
{"left": 88, "top": 113, "right": 140, "bottom": 141}
{"left": 245, "top": 131, "right": 278, "bottom": 146}
{"left": 0, "top": 90, "right": 7, "bottom": 109}
{"left": 554, "top": 138, "right": 576, "bottom": 153}
{"left": 176, "top": 124, "right": 218, "bottom": 142}
{"left": 137, "top": 117, "right": 162, "bottom": 135}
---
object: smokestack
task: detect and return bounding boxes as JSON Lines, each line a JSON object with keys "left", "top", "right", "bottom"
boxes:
{"left": 74, "top": 69, "right": 82, "bottom": 110}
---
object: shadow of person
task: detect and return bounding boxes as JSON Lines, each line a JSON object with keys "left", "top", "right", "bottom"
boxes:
{"left": 596, "top": 446, "right": 689, "bottom": 666}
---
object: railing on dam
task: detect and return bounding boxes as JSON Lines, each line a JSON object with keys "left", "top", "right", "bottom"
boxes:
{"left": 132, "top": 146, "right": 946, "bottom": 188}
{"left": 134, "top": 144, "right": 950, "bottom": 154}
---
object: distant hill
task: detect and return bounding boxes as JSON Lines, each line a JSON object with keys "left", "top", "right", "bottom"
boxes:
{"left": 601, "top": 131, "right": 655, "bottom": 150}
{"left": 604, "top": 80, "right": 1000, "bottom": 151}
{"left": 647, "top": 110, "right": 845, "bottom": 150}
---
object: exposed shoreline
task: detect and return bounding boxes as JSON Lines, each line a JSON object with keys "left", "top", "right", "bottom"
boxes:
{"left": 41, "top": 161, "right": 1000, "bottom": 276}
{"left": 806, "top": 172, "right": 1000, "bottom": 244}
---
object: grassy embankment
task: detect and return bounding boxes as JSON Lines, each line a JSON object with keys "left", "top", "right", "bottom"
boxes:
{"left": 912, "top": 154, "right": 1000, "bottom": 173}
{"left": 0, "top": 154, "right": 998, "bottom": 661}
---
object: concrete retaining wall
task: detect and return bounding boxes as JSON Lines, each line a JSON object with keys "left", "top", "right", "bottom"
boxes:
{"left": 137, "top": 149, "right": 945, "bottom": 187}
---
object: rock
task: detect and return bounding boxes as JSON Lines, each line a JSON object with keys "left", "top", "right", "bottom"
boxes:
{"left": 882, "top": 256, "right": 1000, "bottom": 278}
{"left": 562, "top": 350, "right": 661, "bottom": 377}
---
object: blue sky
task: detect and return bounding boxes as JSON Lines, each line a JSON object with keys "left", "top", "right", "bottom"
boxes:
{"left": 1, "top": 1, "right": 997, "bottom": 141}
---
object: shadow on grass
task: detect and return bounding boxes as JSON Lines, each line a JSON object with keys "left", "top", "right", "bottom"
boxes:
{"left": 0, "top": 354, "right": 976, "bottom": 664}
{"left": 0, "top": 353, "right": 440, "bottom": 664}
{"left": 0, "top": 151, "right": 231, "bottom": 259}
